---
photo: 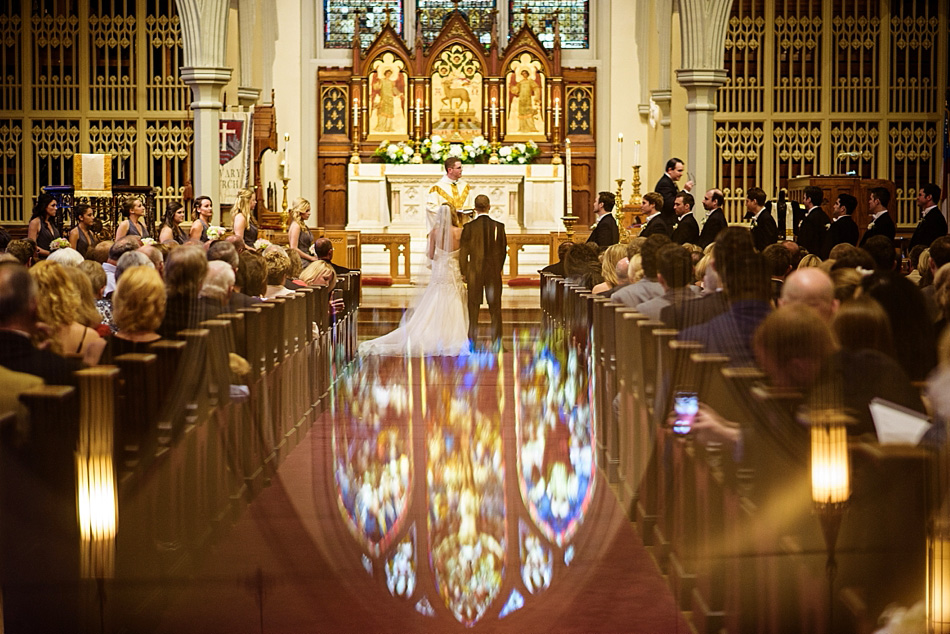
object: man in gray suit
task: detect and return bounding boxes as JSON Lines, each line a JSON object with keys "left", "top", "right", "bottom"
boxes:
{"left": 460, "top": 195, "right": 508, "bottom": 349}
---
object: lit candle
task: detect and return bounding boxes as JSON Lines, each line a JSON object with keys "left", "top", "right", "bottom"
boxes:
{"left": 353, "top": 97, "right": 359, "bottom": 128}
{"left": 283, "top": 132, "right": 290, "bottom": 178}
{"left": 553, "top": 97, "right": 560, "bottom": 128}
{"left": 490, "top": 96, "right": 497, "bottom": 128}
{"left": 565, "top": 138, "right": 573, "bottom": 216}
{"left": 633, "top": 140, "right": 640, "bottom": 166}
{"left": 617, "top": 133, "right": 623, "bottom": 180}
{"left": 415, "top": 97, "right": 421, "bottom": 129}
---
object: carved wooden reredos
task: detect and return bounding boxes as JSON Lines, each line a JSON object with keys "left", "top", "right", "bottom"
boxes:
{"left": 316, "top": 7, "right": 596, "bottom": 230}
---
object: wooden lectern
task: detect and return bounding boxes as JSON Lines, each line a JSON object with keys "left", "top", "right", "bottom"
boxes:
{"left": 787, "top": 176, "right": 896, "bottom": 241}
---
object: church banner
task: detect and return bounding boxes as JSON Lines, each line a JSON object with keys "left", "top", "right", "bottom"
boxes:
{"left": 219, "top": 110, "right": 253, "bottom": 205}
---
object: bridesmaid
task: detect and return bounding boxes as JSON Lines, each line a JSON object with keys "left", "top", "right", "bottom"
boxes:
{"left": 159, "top": 201, "right": 186, "bottom": 244}
{"left": 288, "top": 197, "right": 316, "bottom": 262}
{"left": 231, "top": 188, "right": 259, "bottom": 247}
{"left": 68, "top": 204, "right": 99, "bottom": 257}
{"left": 27, "top": 193, "right": 61, "bottom": 260}
{"left": 189, "top": 196, "right": 213, "bottom": 242}
{"left": 115, "top": 196, "right": 150, "bottom": 240}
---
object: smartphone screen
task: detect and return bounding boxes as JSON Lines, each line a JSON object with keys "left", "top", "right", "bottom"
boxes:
{"left": 331, "top": 289, "right": 343, "bottom": 302}
{"left": 673, "top": 391, "right": 698, "bottom": 436}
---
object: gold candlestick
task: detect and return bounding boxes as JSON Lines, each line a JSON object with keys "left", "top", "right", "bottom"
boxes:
{"left": 488, "top": 132, "right": 500, "bottom": 164}
{"left": 280, "top": 176, "right": 290, "bottom": 228}
{"left": 629, "top": 165, "right": 642, "bottom": 207}
{"left": 615, "top": 178, "right": 625, "bottom": 203}
{"left": 561, "top": 213, "right": 578, "bottom": 243}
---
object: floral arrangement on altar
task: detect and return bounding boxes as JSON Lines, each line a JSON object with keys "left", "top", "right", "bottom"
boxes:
{"left": 498, "top": 140, "right": 539, "bottom": 165}
{"left": 373, "top": 140, "right": 417, "bottom": 164}
{"left": 49, "top": 237, "right": 70, "bottom": 251}
{"left": 422, "top": 135, "right": 489, "bottom": 164}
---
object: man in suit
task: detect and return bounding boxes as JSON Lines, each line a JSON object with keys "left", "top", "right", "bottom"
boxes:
{"left": 0, "top": 263, "right": 77, "bottom": 386}
{"left": 698, "top": 189, "right": 728, "bottom": 248}
{"left": 638, "top": 191, "right": 671, "bottom": 238}
{"left": 796, "top": 185, "right": 831, "bottom": 256}
{"left": 586, "top": 191, "right": 620, "bottom": 247}
{"left": 460, "top": 194, "right": 507, "bottom": 349}
{"left": 746, "top": 187, "right": 778, "bottom": 252}
{"left": 859, "top": 187, "right": 896, "bottom": 246}
{"left": 671, "top": 192, "right": 700, "bottom": 245}
{"left": 821, "top": 193, "right": 859, "bottom": 258}
{"left": 910, "top": 183, "right": 947, "bottom": 249}
{"left": 655, "top": 157, "right": 694, "bottom": 226}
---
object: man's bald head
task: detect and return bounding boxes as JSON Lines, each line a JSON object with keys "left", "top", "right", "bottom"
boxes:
{"left": 779, "top": 267, "right": 839, "bottom": 320}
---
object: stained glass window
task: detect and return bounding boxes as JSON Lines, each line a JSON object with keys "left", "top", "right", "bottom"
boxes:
{"left": 324, "top": 0, "right": 404, "bottom": 49}
{"left": 509, "top": 0, "right": 589, "bottom": 49}
{"left": 417, "top": 0, "right": 496, "bottom": 48}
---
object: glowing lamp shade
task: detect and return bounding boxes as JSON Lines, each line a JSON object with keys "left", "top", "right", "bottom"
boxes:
{"left": 810, "top": 423, "right": 850, "bottom": 505}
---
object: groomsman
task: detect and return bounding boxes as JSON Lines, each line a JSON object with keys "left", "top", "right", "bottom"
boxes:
{"left": 698, "top": 189, "right": 727, "bottom": 248}
{"left": 909, "top": 183, "right": 947, "bottom": 249}
{"left": 797, "top": 186, "right": 831, "bottom": 256}
{"left": 746, "top": 187, "right": 778, "bottom": 252}
{"left": 671, "top": 192, "right": 700, "bottom": 245}
{"left": 655, "top": 158, "right": 694, "bottom": 226}
{"left": 460, "top": 195, "right": 507, "bottom": 349}
{"left": 859, "top": 187, "right": 896, "bottom": 246}
{"left": 821, "top": 193, "right": 859, "bottom": 258}
{"left": 587, "top": 191, "right": 620, "bottom": 247}
{"left": 639, "top": 192, "right": 671, "bottom": 238}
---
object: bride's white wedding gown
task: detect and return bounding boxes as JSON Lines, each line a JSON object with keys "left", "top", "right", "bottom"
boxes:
{"left": 358, "top": 247, "right": 470, "bottom": 356}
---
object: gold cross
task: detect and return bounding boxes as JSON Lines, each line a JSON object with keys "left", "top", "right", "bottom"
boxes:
{"left": 383, "top": 6, "right": 391, "bottom": 25}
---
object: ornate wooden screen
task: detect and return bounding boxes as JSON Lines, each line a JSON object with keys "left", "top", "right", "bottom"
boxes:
{"left": 0, "top": 0, "right": 191, "bottom": 224}
{"left": 316, "top": 7, "right": 596, "bottom": 229}
{"left": 716, "top": 0, "right": 949, "bottom": 227}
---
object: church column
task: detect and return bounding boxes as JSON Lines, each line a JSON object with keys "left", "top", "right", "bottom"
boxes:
{"left": 651, "top": 0, "right": 673, "bottom": 165}
{"left": 236, "top": 0, "right": 261, "bottom": 106}
{"left": 674, "top": 0, "right": 731, "bottom": 197}
{"left": 176, "top": 0, "right": 232, "bottom": 219}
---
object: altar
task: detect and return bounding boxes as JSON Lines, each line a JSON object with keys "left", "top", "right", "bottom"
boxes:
{"left": 346, "top": 163, "right": 565, "bottom": 238}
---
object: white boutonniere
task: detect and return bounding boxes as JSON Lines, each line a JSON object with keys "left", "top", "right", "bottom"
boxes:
{"left": 867, "top": 221, "right": 875, "bottom": 230}
{"left": 824, "top": 223, "right": 831, "bottom": 230}
{"left": 750, "top": 218, "right": 757, "bottom": 228}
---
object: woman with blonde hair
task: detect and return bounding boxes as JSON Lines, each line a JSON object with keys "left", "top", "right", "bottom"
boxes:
{"left": 288, "top": 197, "right": 316, "bottom": 263}
{"left": 230, "top": 188, "right": 259, "bottom": 247}
{"left": 299, "top": 259, "right": 336, "bottom": 290}
{"left": 114, "top": 196, "right": 150, "bottom": 240}
{"left": 29, "top": 261, "right": 106, "bottom": 366}
{"left": 797, "top": 253, "right": 822, "bottom": 269}
{"left": 106, "top": 266, "right": 167, "bottom": 360}
{"left": 591, "top": 243, "right": 628, "bottom": 295}
{"left": 262, "top": 245, "right": 296, "bottom": 298}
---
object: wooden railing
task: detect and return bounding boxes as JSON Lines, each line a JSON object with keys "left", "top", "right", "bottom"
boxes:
{"left": 361, "top": 233, "right": 411, "bottom": 283}
{"left": 2, "top": 274, "right": 361, "bottom": 631}
{"left": 540, "top": 273, "right": 933, "bottom": 633}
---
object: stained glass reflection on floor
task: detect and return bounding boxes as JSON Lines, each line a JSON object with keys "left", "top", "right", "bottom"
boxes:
{"left": 155, "top": 330, "right": 686, "bottom": 633}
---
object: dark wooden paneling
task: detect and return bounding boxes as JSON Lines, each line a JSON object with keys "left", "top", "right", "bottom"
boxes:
{"left": 319, "top": 159, "right": 349, "bottom": 229}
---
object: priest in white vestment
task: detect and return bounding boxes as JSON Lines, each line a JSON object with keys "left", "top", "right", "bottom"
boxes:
{"left": 425, "top": 156, "right": 471, "bottom": 230}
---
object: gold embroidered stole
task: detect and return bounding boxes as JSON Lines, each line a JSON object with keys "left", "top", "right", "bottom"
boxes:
{"left": 429, "top": 182, "right": 470, "bottom": 209}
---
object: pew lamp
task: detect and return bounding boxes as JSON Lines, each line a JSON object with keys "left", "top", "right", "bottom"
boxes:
{"left": 807, "top": 408, "right": 854, "bottom": 631}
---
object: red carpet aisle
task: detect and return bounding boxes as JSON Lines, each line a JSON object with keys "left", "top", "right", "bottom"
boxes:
{"left": 155, "top": 347, "right": 687, "bottom": 633}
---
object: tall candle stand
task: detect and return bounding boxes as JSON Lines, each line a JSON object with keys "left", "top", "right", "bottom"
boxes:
{"left": 552, "top": 128, "right": 562, "bottom": 165}
{"left": 614, "top": 178, "right": 629, "bottom": 242}
{"left": 488, "top": 125, "right": 500, "bottom": 164}
{"left": 411, "top": 102, "right": 424, "bottom": 163}
{"left": 350, "top": 97, "right": 361, "bottom": 165}
{"left": 628, "top": 165, "right": 643, "bottom": 207}
{"left": 279, "top": 164, "right": 291, "bottom": 229}
{"left": 561, "top": 138, "right": 578, "bottom": 241}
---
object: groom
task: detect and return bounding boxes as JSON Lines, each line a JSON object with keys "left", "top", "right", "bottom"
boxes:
{"left": 459, "top": 194, "right": 507, "bottom": 349}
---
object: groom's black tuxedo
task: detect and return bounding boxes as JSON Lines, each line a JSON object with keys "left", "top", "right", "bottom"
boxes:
{"left": 460, "top": 213, "right": 507, "bottom": 346}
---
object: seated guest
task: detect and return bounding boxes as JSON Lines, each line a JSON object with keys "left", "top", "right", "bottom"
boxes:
{"left": 861, "top": 235, "right": 898, "bottom": 271}
{"left": 613, "top": 234, "right": 670, "bottom": 308}
{"left": 0, "top": 226, "right": 10, "bottom": 252}
{"left": 5, "top": 239, "right": 34, "bottom": 266}
{"left": 283, "top": 246, "right": 308, "bottom": 289}
{"left": 313, "top": 237, "right": 353, "bottom": 275}
{"left": 762, "top": 243, "right": 792, "bottom": 303}
{"left": 0, "top": 365, "right": 43, "bottom": 433}
{"left": 796, "top": 185, "right": 830, "bottom": 257}
{"left": 198, "top": 261, "right": 235, "bottom": 320}
{"left": 159, "top": 245, "right": 208, "bottom": 338}
{"left": 638, "top": 243, "right": 699, "bottom": 322}
{"left": 591, "top": 244, "right": 628, "bottom": 295}
{"left": 209, "top": 241, "right": 259, "bottom": 309}
{"left": 262, "top": 245, "right": 296, "bottom": 299}
{"left": 671, "top": 192, "right": 700, "bottom": 246}
{"left": 797, "top": 253, "right": 821, "bottom": 269}
{"left": 29, "top": 261, "right": 106, "bottom": 366}
{"left": 562, "top": 241, "right": 602, "bottom": 290}
{"left": 778, "top": 267, "right": 839, "bottom": 321}
{"left": 224, "top": 234, "right": 246, "bottom": 255}
{"left": 862, "top": 270, "right": 937, "bottom": 381}
{"left": 79, "top": 260, "right": 116, "bottom": 333}
{"left": 906, "top": 244, "right": 928, "bottom": 285}
{"left": 238, "top": 250, "right": 267, "bottom": 300}
{"left": 138, "top": 244, "right": 165, "bottom": 277}
{"left": 821, "top": 193, "right": 859, "bottom": 258}
{"left": 62, "top": 266, "right": 109, "bottom": 337}
{"left": 782, "top": 240, "right": 804, "bottom": 268}
{"left": 832, "top": 295, "right": 895, "bottom": 358}
{"left": 627, "top": 254, "right": 643, "bottom": 284}
{"left": 115, "top": 250, "right": 154, "bottom": 284}
{"left": 0, "top": 263, "right": 78, "bottom": 385}
{"left": 829, "top": 244, "right": 876, "bottom": 271}
{"left": 909, "top": 183, "right": 946, "bottom": 249}
{"left": 86, "top": 240, "right": 112, "bottom": 264}
{"left": 920, "top": 250, "right": 935, "bottom": 288}
{"left": 933, "top": 263, "right": 950, "bottom": 338}
{"left": 540, "top": 241, "right": 574, "bottom": 277}
{"left": 829, "top": 266, "right": 863, "bottom": 303}
{"left": 859, "top": 187, "right": 896, "bottom": 245}
{"left": 47, "top": 246, "right": 84, "bottom": 267}
{"left": 637, "top": 192, "right": 670, "bottom": 238}
{"left": 103, "top": 235, "right": 143, "bottom": 296}
{"left": 679, "top": 249, "right": 772, "bottom": 367}
{"left": 105, "top": 266, "right": 166, "bottom": 360}
{"left": 300, "top": 259, "right": 337, "bottom": 289}
{"left": 288, "top": 197, "right": 317, "bottom": 263}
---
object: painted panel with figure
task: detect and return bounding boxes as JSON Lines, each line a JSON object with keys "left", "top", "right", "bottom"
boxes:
{"left": 368, "top": 52, "right": 409, "bottom": 140}
{"left": 504, "top": 53, "right": 545, "bottom": 142}
{"left": 430, "top": 44, "right": 484, "bottom": 141}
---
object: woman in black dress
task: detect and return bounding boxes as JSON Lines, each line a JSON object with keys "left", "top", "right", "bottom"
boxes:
{"left": 27, "top": 193, "right": 61, "bottom": 259}
{"left": 231, "top": 188, "right": 259, "bottom": 247}
{"left": 190, "top": 196, "right": 213, "bottom": 242}
{"left": 159, "top": 201, "right": 186, "bottom": 244}
{"left": 115, "top": 196, "right": 150, "bottom": 240}
{"left": 288, "top": 197, "right": 316, "bottom": 262}
{"left": 68, "top": 204, "right": 99, "bottom": 257}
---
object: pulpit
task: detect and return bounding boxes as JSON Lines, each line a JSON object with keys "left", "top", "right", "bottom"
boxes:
{"left": 788, "top": 176, "right": 896, "bottom": 238}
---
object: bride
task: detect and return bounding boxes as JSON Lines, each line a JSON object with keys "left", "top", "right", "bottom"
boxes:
{"left": 358, "top": 204, "right": 471, "bottom": 356}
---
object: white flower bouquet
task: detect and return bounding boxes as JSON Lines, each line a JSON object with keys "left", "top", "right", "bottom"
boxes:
{"left": 49, "top": 237, "right": 70, "bottom": 251}
{"left": 373, "top": 140, "right": 416, "bottom": 164}
{"left": 141, "top": 237, "right": 157, "bottom": 246}
{"left": 497, "top": 140, "right": 539, "bottom": 165}
{"left": 205, "top": 225, "right": 226, "bottom": 241}
{"left": 422, "top": 134, "right": 488, "bottom": 164}
{"left": 254, "top": 238, "right": 272, "bottom": 251}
